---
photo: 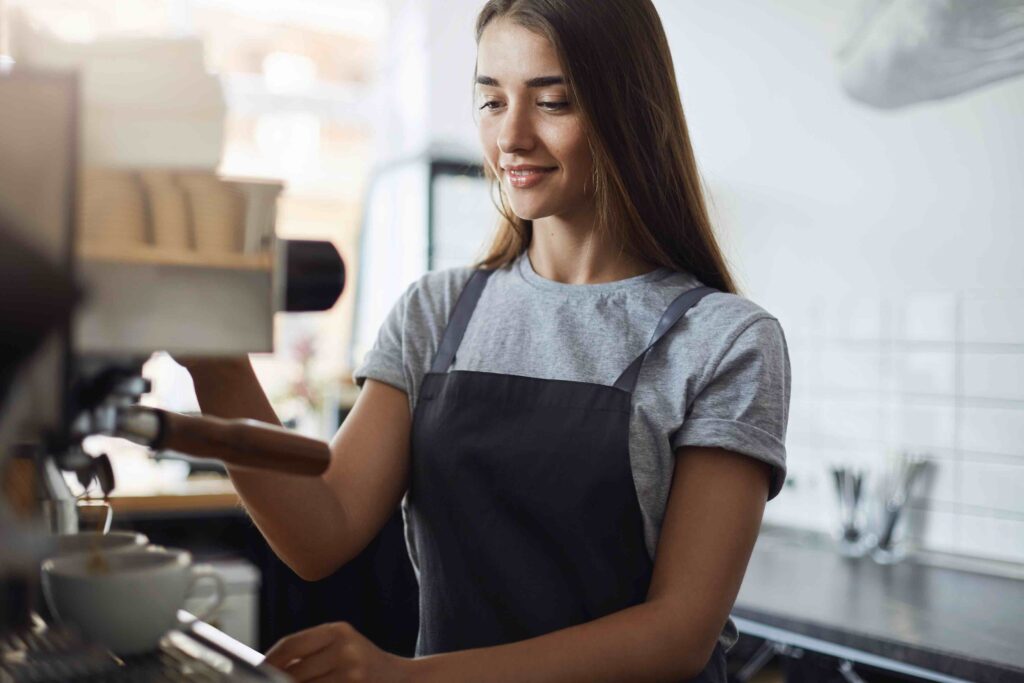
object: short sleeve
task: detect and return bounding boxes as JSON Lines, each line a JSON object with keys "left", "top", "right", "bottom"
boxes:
{"left": 352, "top": 284, "right": 412, "bottom": 393}
{"left": 670, "top": 317, "right": 791, "bottom": 500}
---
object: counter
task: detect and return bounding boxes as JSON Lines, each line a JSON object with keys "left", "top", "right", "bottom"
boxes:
{"left": 734, "top": 527, "right": 1024, "bottom": 683}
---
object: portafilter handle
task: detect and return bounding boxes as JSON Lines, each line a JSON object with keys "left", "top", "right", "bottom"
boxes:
{"left": 115, "top": 406, "right": 330, "bottom": 476}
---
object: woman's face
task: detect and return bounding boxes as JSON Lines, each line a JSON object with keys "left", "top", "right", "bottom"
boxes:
{"left": 475, "top": 19, "right": 594, "bottom": 226}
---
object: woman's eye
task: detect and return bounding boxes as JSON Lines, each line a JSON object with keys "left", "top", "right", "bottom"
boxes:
{"left": 538, "top": 101, "right": 569, "bottom": 111}
{"left": 479, "top": 100, "right": 502, "bottom": 111}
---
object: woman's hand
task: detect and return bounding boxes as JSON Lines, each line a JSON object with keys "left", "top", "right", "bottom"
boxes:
{"left": 264, "top": 622, "right": 415, "bottom": 682}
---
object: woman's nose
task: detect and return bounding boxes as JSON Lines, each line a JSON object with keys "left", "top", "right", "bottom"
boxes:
{"left": 497, "top": 104, "right": 535, "bottom": 155}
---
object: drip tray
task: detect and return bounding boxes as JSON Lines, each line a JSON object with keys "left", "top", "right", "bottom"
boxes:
{"left": 0, "top": 615, "right": 287, "bottom": 682}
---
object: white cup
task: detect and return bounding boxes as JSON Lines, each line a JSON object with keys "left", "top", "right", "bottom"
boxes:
{"left": 41, "top": 547, "right": 225, "bottom": 655}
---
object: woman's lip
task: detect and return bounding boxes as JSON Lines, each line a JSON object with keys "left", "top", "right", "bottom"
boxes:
{"left": 504, "top": 167, "right": 555, "bottom": 189}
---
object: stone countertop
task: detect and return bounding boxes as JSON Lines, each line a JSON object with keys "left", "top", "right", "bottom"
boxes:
{"left": 733, "top": 528, "right": 1024, "bottom": 683}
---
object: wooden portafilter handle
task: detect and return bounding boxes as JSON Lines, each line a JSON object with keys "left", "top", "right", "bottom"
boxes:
{"left": 117, "top": 406, "right": 330, "bottom": 476}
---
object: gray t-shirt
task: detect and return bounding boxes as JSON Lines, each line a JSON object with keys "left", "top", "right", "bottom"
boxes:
{"left": 353, "top": 250, "right": 791, "bottom": 650}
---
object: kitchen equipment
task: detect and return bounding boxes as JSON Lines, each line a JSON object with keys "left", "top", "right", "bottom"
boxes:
{"left": 871, "top": 452, "right": 930, "bottom": 565}
{"left": 0, "top": 66, "right": 344, "bottom": 678}
{"left": 829, "top": 464, "right": 873, "bottom": 557}
{"left": 0, "top": 612, "right": 288, "bottom": 682}
{"left": 0, "top": 67, "right": 342, "bottom": 527}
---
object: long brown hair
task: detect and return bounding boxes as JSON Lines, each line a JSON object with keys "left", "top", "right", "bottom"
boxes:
{"left": 473, "top": 0, "right": 738, "bottom": 295}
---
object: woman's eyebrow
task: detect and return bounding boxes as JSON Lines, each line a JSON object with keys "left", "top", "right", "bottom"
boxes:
{"left": 476, "top": 75, "right": 565, "bottom": 88}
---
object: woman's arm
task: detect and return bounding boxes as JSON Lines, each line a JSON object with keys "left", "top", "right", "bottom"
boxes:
{"left": 184, "top": 358, "right": 411, "bottom": 581}
{"left": 411, "top": 445, "right": 770, "bottom": 683}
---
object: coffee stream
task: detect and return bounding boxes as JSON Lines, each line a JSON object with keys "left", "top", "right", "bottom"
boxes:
{"left": 83, "top": 492, "right": 112, "bottom": 575}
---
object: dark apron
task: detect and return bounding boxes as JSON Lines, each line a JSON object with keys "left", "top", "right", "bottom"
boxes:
{"left": 408, "top": 268, "right": 726, "bottom": 681}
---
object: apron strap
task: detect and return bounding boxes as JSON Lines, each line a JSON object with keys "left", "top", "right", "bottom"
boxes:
{"left": 429, "top": 268, "right": 495, "bottom": 374}
{"left": 613, "top": 286, "right": 718, "bottom": 394}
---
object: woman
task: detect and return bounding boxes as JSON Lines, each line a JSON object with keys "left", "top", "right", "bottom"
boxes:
{"left": 187, "top": 1, "right": 790, "bottom": 680}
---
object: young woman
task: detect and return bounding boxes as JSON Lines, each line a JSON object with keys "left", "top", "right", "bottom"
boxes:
{"left": 187, "top": 1, "right": 790, "bottom": 681}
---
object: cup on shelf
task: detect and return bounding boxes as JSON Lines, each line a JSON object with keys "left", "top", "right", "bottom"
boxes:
{"left": 79, "top": 168, "right": 149, "bottom": 249}
{"left": 177, "top": 172, "right": 245, "bottom": 254}
{"left": 140, "top": 170, "right": 193, "bottom": 251}
{"left": 41, "top": 546, "right": 225, "bottom": 655}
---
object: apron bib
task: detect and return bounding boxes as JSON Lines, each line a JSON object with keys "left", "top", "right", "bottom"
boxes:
{"left": 408, "top": 268, "right": 725, "bottom": 681}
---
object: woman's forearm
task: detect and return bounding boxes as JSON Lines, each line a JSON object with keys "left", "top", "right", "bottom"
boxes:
{"left": 410, "top": 600, "right": 709, "bottom": 683}
{"left": 184, "top": 358, "right": 350, "bottom": 580}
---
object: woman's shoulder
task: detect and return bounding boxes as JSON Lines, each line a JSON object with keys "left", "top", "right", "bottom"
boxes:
{"left": 400, "top": 265, "right": 479, "bottom": 329}
{"left": 658, "top": 273, "right": 779, "bottom": 330}
{"left": 700, "top": 289, "right": 779, "bottom": 328}
{"left": 657, "top": 275, "right": 785, "bottom": 355}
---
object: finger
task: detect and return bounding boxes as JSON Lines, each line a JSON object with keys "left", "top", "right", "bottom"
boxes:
{"left": 264, "top": 625, "right": 339, "bottom": 669}
{"left": 305, "top": 675, "right": 337, "bottom": 683}
{"left": 282, "top": 647, "right": 337, "bottom": 683}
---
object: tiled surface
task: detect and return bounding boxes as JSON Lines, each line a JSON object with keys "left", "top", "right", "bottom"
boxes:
{"left": 814, "top": 347, "right": 883, "bottom": 392}
{"left": 889, "top": 349, "right": 956, "bottom": 395}
{"left": 888, "top": 400, "right": 957, "bottom": 451}
{"left": 961, "top": 405, "right": 1024, "bottom": 457}
{"left": 959, "top": 459, "right": 1024, "bottom": 516}
{"left": 818, "top": 397, "right": 883, "bottom": 442}
{"left": 962, "top": 294, "right": 1024, "bottom": 345}
{"left": 957, "top": 513, "right": 1024, "bottom": 564}
{"left": 963, "top": 352, "right": 1024, "bottom": 401}
{"left": 895, "top": 293, "right": 957, "bottom": 343}
{"left": 768, "top": 290, "right": 1024, "bottom": 567}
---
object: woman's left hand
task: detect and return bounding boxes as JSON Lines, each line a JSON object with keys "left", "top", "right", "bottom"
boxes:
{"left": 264, "top": 621, "right": 414, "bottom": 682}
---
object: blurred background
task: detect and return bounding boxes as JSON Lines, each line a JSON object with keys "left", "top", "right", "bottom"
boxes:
{"left": 2, "top": 0, "right": 1023, "bottom": 680}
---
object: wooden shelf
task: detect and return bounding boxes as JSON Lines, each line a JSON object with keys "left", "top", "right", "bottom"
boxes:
{"left": 80, "top": 242, "right": 273, "bottom": 271}
{"left": 108, "top": 478, "right": 242, "bottom": 514}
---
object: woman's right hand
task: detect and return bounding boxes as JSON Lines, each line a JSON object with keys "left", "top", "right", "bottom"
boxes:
{"left": 167, "top": 355, "right": 276, "bottom": 424}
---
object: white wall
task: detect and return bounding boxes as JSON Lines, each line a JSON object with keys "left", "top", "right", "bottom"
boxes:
{"left": 381, "top": 0, "right": 1024, "bottom": 565}
{"left": 655, "top": 1, "right": 1024, "bottom": 301}
{"left": 653, "top": 1, "right": 1024, "bottom": 566}
{"left": 376, "top": 0, "right": 481, "bottom": 162}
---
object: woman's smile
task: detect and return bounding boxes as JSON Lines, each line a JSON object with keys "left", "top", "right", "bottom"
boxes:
{"left": 504, "top": 164, "right": 558, "bottom": 189}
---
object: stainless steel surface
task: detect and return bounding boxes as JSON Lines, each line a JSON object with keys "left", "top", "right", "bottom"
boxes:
{"left": 736, "top": 525, "right": 1024, "bottom": 682}
{"left": 35, "top": 453, "right": 78, "bottom": 535}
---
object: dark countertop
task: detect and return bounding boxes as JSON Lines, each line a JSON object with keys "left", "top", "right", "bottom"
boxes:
{"left": 734, "top": 528, "right": 1024, "bottom": 683}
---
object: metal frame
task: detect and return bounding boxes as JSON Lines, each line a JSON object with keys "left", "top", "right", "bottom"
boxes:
{"left": 426, "top": 158, "right": 485, "bottom": 271}
{"left": 731, "top": 616, "right": 972, "bottom": 683}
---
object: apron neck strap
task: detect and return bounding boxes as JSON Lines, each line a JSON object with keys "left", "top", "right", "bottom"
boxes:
{"left": 429, "top": 268, "right": 495, "bottom": 374}
{"left": 613, "top": 286, "right": 717, "bottom": 394}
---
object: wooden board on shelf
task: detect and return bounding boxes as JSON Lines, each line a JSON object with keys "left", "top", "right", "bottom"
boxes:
{"left": 108, "top": 477, "right": 242, "bottom": 514}
{"left": 80, "top": 242, "right": 273, "bottom": 271}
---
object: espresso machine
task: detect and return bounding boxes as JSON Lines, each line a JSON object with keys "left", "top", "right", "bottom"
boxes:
{"left": 0, "top": 68, "right": 344, "bottom": 680}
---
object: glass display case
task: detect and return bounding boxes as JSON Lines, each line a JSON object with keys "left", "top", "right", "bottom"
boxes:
{"left": 351, "top": 154, "right": 494, "bottom": 369}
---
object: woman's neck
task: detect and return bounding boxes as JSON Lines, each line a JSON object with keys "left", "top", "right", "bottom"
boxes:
{"left": 527, "top": 217, "right": 658, "bottom": 285}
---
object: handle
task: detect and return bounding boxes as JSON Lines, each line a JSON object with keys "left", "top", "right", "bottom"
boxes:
{"left": 184, "top": 565, "right": 226, "bottom": 622}
{"left": 123, "top": 407, "right": 331, "bottom": 476}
